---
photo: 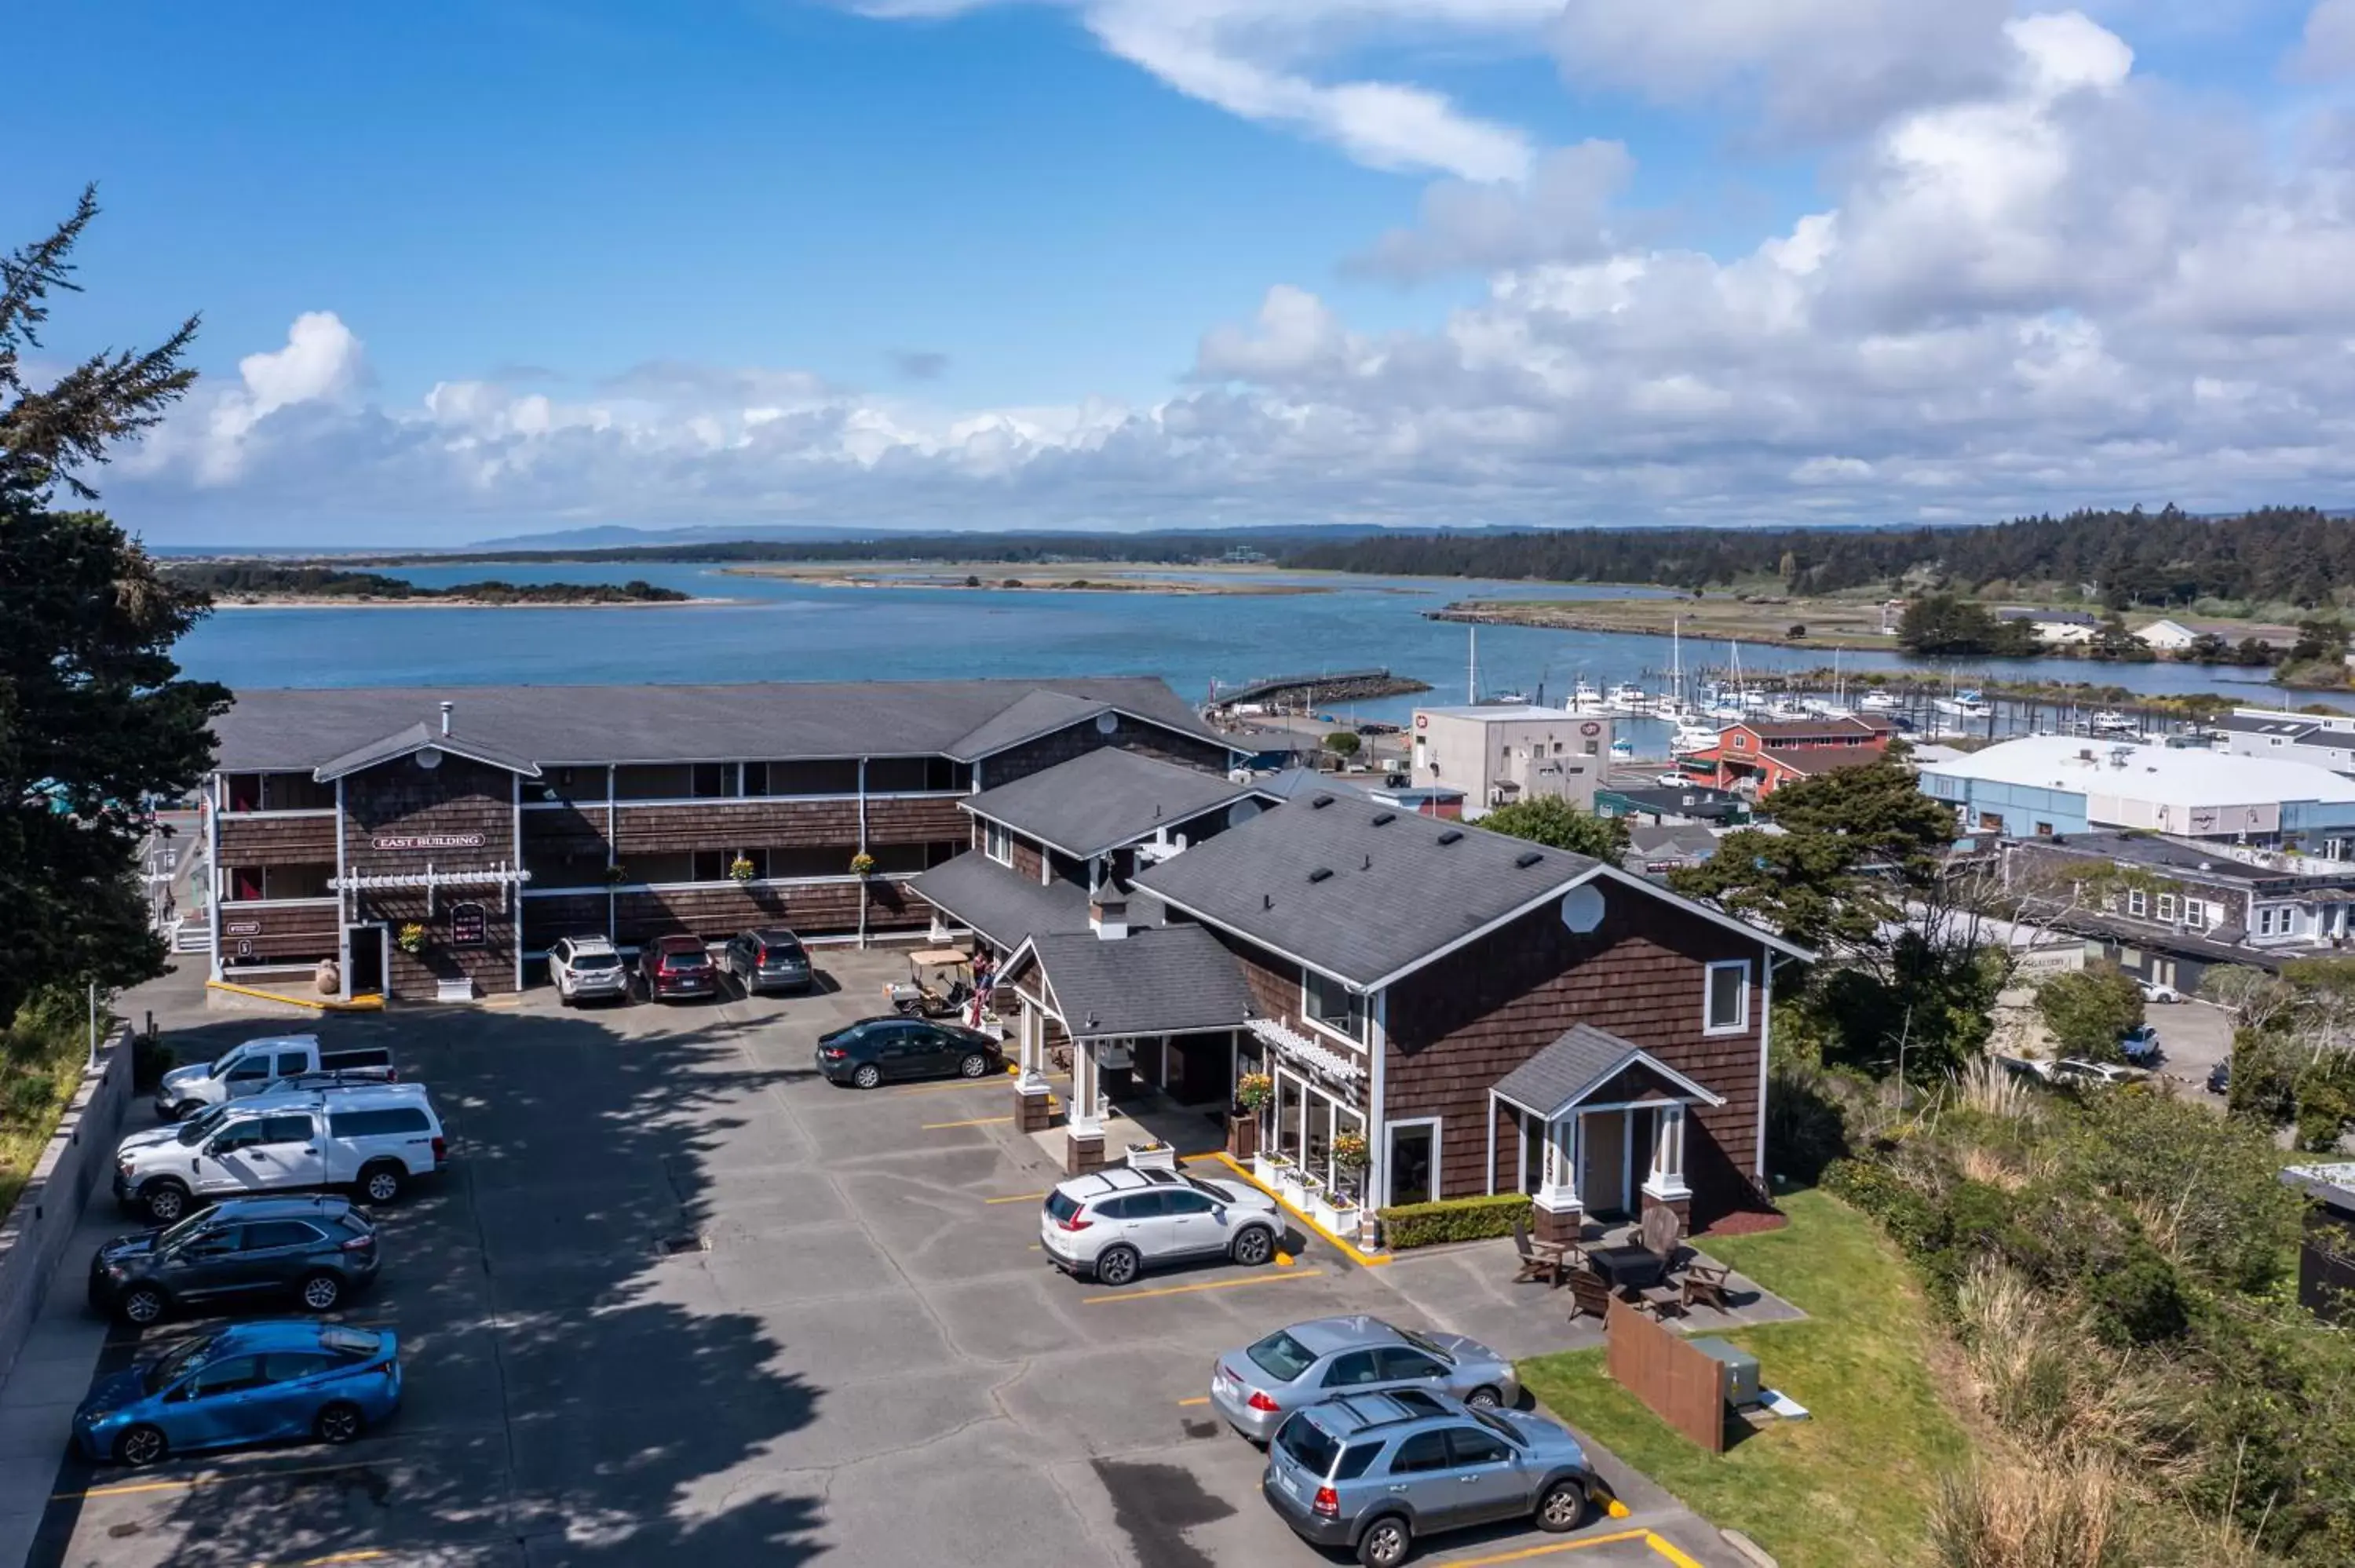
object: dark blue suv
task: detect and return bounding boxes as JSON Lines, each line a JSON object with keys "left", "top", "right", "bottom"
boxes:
{"left": 1262, "top": 1388, "right": 1601, "bottom": 1567}
{"left": 89, "top": 1195, "right": 380, "bottom": 1326}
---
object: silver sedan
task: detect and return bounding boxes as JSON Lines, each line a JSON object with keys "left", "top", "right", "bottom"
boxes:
{"left": 1207, "top": 1314, "right": 1519, "bottom": 1443}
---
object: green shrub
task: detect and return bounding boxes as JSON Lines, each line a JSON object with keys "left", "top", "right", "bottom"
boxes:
{"left": 130, "top": 1032, "right": 174, "bottom": 1092}
{"left": 1377, "top": 1193, "right": 1532, "bottom": 1249}
{"left": 2086, "top": 1242, "right": 2187, "bottom": 1347}
{"left": 1821, "top": 1158, "right": 1938, "bottom": 1256}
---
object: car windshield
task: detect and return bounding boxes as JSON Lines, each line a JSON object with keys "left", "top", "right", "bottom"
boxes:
{"left": 1395, "top": 1328, "right": 1457, "bottom": 1366}
{"left": 176, "top": 1104, "right": 235, "bottom": 1146}
{"left": 1275, "top": 1413, "right": 1342, "bottom": 1476}
{"left": 142, "top": 1334, "right": 218, "bottom": 1395}
{"left": 206, "top": 1052, "right": 246, "bottom": 1080}
{"left": 1181, "top": 1175, "right": 1231, "bottom": 1202}
{"left": 1246, "top": 1330, "right": 1318, "bottom": 1383}
{"left": 663, "top": 950, "right": 707, "bottom": 970}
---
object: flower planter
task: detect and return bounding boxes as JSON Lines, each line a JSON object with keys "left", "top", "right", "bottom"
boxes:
{"left": 1313, "top": 1192, "right": 1357, "bottom": 1234}
{"left": 1228, "top": 1115, "right": 1261, "bottom": 1161}
{"left": 1253, "top": 1151, "right": 1279, "bottom": 1185}
{"left": 1276, "top": 1169, "right": 1309, "bottom": 1210}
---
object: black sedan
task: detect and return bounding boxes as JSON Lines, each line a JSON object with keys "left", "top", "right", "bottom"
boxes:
{"left": 89, "top": 1196, "right": 380, "bottom": 1326}
{"left": 816, "top": 1017, "right": 1003, "bottom": 1089}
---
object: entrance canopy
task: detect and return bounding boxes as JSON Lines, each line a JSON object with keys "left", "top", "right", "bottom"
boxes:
{"left": 1492, "top": 1023, "right": 1725, "bottom": 1124}
{"left": 1007, "top": 924, "right": 1255, "bottom": 1042}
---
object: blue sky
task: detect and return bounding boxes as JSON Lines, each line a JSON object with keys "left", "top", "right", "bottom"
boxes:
{"left": 7, "top": 2, "right": 2352, "bottom": 544}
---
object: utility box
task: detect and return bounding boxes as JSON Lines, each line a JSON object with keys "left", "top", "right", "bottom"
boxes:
{"left": 1685, "top": 1337, "right": 1761, "bottom": 1407}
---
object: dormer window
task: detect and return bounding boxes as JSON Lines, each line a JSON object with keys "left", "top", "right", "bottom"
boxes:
{"left": 984, "top": 821, "right": 1013, "bottom": 867}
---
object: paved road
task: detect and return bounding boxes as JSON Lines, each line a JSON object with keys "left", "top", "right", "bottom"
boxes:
{"left": 2142, "top": 997, "right": 2234, "bottom": 1103}
{"left": 8, "top": 955, "right": 1732, "bottom": 1568}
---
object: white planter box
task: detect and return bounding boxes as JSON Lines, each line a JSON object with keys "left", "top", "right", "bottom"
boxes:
{"left": 1314, "top": 1195, "right": 1358, "bottom": 1234}
{"left": 1253, "top": 1153, "right": 1278, "bottom": 1185}
{"left": 1123, "top": 1143, "right": 1176, "bottom": 1173}
{"left": 1277, "top": 1172, "right": 1308, "bottom": 1210}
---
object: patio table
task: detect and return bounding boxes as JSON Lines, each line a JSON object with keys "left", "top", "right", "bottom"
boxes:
{"left": 1587, "top": 1244, "right": 1667, "bottom": 1293}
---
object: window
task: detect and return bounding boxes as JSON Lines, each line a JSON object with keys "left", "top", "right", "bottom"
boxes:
{"left": 750, "top": 760, "right": 861, "bottom": 797}
{"left": 228, "top": 1056, "right": 272, "bottom": 1082}
{"left": 2127, "top": 889, "right": 2148, "bottom": 917}
{"left": 224, "top": 863, "right": 336, "bottom": 901}
{"left": 2156, "top": 893, "right": 2177, "bottom": 921}
{"left": 1332, "top": 1444, "right": 1381, "bottom": 1482}
{"left": 329, "top": 1107, "right": 431, "bottom": 1138}
{"left": 1162, "top": 1190, "right": 1216, "bottom": 1216}
{"left": 1247, "top": 1331, "right": 1317, "bottom": 1383}
{"left": 1322, "top": 1351, "right": 1384, "bottom": 1388}
{"left": 1446, "top": 1428, "right": 1514, "bottom": 1467}
{"left": 692, "top": 848, "right": 763, "bottom": 882}
{"left": 2258, "top": 905, "right": 2289, "bottom": 938}
{"left": 865, "top": 757, "right": 969, "bottom": 793}
{"left": 1704, "top": 960, "right": 1750, "bottom": 1034}
{"left": 1377, "top": 1347, "right": 1447, "bottom": 1382}
{"left": 243, "top": 1221, "right": 322, "bottom": 1251}
{"left": 1302, "top": 969, "right": 1364, "bottom": 1041}
{"left": 261, "top": 1352, "right": 338, "bottom": 1383}
{"left": 258, "top": 1114, "right": 315, "bottom": 1146}
{"left": 614, "top": 765, "right": 692, "bottom": 800}
{"left": 984, "top": 821, "right": 1013, "bottom": 866}
{"left": 181, "top": 1356, "right": 265, "bottom": 1398}
{"left": 690, "top": 763, "right": 738, "bottom": 799}
{"left": 1387, "top": 1432, "right": 1454, "bottom": 1475}
{"left": 2184, "top": 901, "right": 2207, "bottom": 929}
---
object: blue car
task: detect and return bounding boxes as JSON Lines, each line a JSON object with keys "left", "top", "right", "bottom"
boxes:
{"left": 75, "top": 1321, "right": 400, "bottom": 1468}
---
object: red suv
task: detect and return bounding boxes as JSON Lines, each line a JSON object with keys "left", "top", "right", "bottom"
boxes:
{"left": 637, "top": 935, "right": 717, "bottom": 1002}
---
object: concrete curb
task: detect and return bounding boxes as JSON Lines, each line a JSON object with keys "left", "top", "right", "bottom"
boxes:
{"left": 0, "top": 1021, "right": 130, "bottom": 1387}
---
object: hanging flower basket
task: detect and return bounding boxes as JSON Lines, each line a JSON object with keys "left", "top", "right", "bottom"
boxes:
{"left": 728, "top": 855, "right": 758, "bottom": 883}
{"left": 604, "top": 863, "right": 630, "bottom": 885}
{"left": 1331, "top": 1130, "right": 1370, "bottom": 1173}
{"left": 1236, "top": 1072, "right": 1276, "bottom": 1114}
{"left": 394, "top": 922, "right": 428, "bottom": 956}
{"left": 849, "top": 851, "right": 878, "bottom": 877}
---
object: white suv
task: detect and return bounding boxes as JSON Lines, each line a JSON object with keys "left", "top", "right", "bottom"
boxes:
{"left": 1040, "top": 1166, "right": 1282, "bottom": 1287}
{"left": 548, "top": 935, "right": 631, "bottom": 1005}
{"left": 115, "top": 1083, "right": 447, "bottom": 1223}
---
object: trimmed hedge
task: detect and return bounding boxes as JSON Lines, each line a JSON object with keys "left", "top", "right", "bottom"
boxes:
{"left": 1377, "top": 1192, "right": 1533, "bottom": 1249}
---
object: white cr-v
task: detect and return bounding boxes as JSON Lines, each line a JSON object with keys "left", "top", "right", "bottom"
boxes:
{"left": 1040, "top": 1166, "right": 1282, "bottom": 1287}
{"left": 114, "top": 1083, "right": 446, "bottom": 1223}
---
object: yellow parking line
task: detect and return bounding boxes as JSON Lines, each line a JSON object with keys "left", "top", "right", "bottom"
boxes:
{"left": 1438, "top": 1529, "right": 1650, "bottom": 1566}
{"left": 1080, "top": 1267, "right": 1324, "bottom": 1305}
{"left": 984, "top": 1191, "right": 1048, "bottom": 1205}
{"left": 57, "top": 1459, "right": 374, "bottom": 1501}
{"left": 1176, "top": 1396, "right": 1210, "bottom": 1406}
{"left": 287, "top": 1554, "right": 391, "bottom": 1567}
{"left": 922, "top": 1114, "right": 1013, "bottom": 1130}
{"left": 1639, "top": 1535, "right": 1703, "bottom": 1567}
{"left": 889, "top": 1078, "right": 1011, "bottom": 1096}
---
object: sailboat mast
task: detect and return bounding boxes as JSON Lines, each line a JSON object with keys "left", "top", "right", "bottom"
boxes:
{"left": 1467, "top": 624, "right": 1479, "bottom": 705}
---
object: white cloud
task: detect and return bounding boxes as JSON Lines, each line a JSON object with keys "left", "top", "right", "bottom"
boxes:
{"left": 109, "top": 10, "right": 2355, "bottom": 539}
{"left": 2291, "top": 0, "right": 2355, "bottom": 80}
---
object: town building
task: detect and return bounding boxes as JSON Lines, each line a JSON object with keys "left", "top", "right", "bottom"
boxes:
{"left": 1995, "top": 607, "right": 2099, "bottom": 645}
{"left": 1623, "top": 825, "right": 1722, "bottom": 878}
{"left": 1999, "top": 830, "right": 2355, "bottom": 993}
{"left": 203, "top": 677, "right": 1230, "bottom": 1002}
{"left": 2281, "top": 1162, "right": 2355, "bottom": 1326}
{"left": 1258, "top": 768, "right": 1466, "bottom": 818}
{"left": 1594, "top": 784, "right": 1753, "bottom": 828}
{"left": 1919, "top": 735, "right": 2355, "bottom": 849}
{"left": 2216, "top": 709, "right": 2355, "bottom": 777}
{"left": 2133, "top": 618, "right": 2198, "bottom": 651}
{"left": 1680, "top": 716, "right": 1895, "bottom": 800}
{"left": 1408, "top": 706, "right": 1614, "bottom": 815}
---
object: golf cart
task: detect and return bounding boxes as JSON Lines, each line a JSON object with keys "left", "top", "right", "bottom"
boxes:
{"left": 885, "top": 947, "right": 975, "bottom": 1019}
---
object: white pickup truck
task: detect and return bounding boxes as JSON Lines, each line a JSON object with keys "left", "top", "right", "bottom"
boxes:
{"left": 153, "top": 1034, "right": 398, "bottom": 1121}
{"left": 115, "top": 1082, "right": 447, "bottom": 1222}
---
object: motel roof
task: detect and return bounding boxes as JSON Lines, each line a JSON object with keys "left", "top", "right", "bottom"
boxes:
{"left": 962, "top": 746, "right": 1265, "bottom": 859}
{"left": 210, "top": 677, "right": 1223, "bottom": 772}
{"left": 904, "top": 852, "right": 1090, "bottom": 952}
{"left": 1919, "top": 735, "right": 2355, "bottom": 809}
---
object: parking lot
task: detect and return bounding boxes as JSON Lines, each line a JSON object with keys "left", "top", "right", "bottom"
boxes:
{"left": 16, "top": 950, "right": 1733, "bottom": 1568}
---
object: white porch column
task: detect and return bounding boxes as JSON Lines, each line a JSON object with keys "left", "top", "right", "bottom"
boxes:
{"left": 1529, "top": 1113, "right": 1583, "bottom": 1245}
{"left": 1017, "top": 997, "right": 1048, "bottom": 1089}
{"left": 1069, "top": 1040, "right": 1104, "bottom": 1138}
{"left": 1641, "top": 1104, "right": 1691, "bottom": 1201}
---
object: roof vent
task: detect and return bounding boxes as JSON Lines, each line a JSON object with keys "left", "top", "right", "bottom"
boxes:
{"left": 1310, "top": 793, "right": 1335, "bottom": 808}
{"left": 1437, "top": 829, "right": 1464, "bottom": 845}
{"left": 1309, "top": 867, "right": 1334, "bottom": 883}
{"left": 1263, "top": 893, "right": 1274, "bottom": 910}
{"left": 1371, "top": 811, "right": 1397, "bottom": 826}
{"left": 1514, "top": 850, "right": 1543, "bottom": 869}
{"left": 439, "top": 700, "right": 453, "bottom": 736}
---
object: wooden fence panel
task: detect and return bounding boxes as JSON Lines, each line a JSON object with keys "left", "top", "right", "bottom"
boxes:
{"left": 1605, "top": 1299, "right": 1728, "bottom": 1453}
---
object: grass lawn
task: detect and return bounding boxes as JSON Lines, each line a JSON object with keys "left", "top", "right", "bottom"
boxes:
{"left": 0, "top": 1012, "right": 97, "bottom": 1216}
{"left": 1518, "top": 1189, "right": 1973, "bottom": 1568}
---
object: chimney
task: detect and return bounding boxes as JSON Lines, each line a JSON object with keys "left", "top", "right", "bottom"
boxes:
{"left": 440, "top": 700, "right": 454, "bottom": 736}
{"left": 1089, "top": 891, "right": 1129, "bottom": 941}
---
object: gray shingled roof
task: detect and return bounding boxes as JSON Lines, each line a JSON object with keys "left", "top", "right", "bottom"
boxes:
{"left": 314, "top": 722, "right": 543, "bottom": 782}
{"left": 906, "top": 852, "right": 1090, "bottom": 950}
{"left": 1492, "top": 1023, "right": 1725, "bottom": 1118}
{"left": 964, "top": 748, "right": 1261, "bottom": 857}
{"left": 211, "top": 677, "right": 1221, "bottom": 771}
{"left": 1133, "top": 790, "right": 1602, "bottom": 987}
{"left": 1024, "top": 924, "right": 1257, "bottom": 1040}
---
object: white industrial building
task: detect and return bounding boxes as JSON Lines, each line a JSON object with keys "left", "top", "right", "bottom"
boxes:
{"left": 2133, "top": 618, "right": 2198, "bottom": 651}
{"left": 1410, "top": 706, "right": 1612, "bottom": 815}
{"left": 1918, "top": 735, "right": 2355, "bottom": 851}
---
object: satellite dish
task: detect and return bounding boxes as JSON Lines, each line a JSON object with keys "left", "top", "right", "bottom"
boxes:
{"left": 1095, "top": 712, "right": 1119, "bottom": 735}
{"left": 1561, "top": 885, "right": 1605, "bottom": 933}
{"left": 1229, "top": 799, "right": 1263, "bottom": 827}
{"left": 414, "top": 746, "right": 444, "bottom": 771}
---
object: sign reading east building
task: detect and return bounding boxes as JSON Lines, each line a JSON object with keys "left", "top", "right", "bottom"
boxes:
{"left": 370, "top": 832, "right": 487, "bottom": 851}
{"left": 447, "top": 901, "right": 489, "bottom": 947}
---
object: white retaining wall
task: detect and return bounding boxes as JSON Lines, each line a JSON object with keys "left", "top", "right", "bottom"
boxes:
{"left": 0, "top": 1023, "right": 131, "bottom": 1384}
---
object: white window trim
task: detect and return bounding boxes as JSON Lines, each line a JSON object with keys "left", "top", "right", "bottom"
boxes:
{"left": 1384, "top": 1115, "right": 1441, "bottom": 1209}
{"left": 1299, "top": 968, "right": 1366, "bottom": 1048}
{"left": 1703, "top": 958, "right": 1751, "bottom": 1036}
{"left": 984, "top": 821, "right": 1013, "bottom": 868}
{"left": 2127, "top": 889, "right": 2148, "bottom": 917}
{"left": 2156, "top": 893, "right": 2176, "bottom": 921}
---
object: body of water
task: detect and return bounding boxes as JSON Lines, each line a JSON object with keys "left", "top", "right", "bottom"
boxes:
{"left": 177, "top": 563, "right": 2309, "bottom": 725}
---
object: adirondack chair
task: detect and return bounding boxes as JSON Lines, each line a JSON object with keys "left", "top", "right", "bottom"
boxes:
{"left": 1565, "top": 1266, "right": 1614, "bottom": 1324}
{"left": 1638, "top": 1202, "right": 1681, "bottom": 1261}
{"left": 1680, "top": 1259, "right": 1737, "bottom": 1314}
{"left": 1511, "top": 1215, "right": 1571, "bottom": 1286}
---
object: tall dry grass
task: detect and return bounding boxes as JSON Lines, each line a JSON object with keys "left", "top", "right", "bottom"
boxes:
{"left": 1952, "top": 1056, "right": 2039, "bottom": 1122}
{"left": 1928, "top": 1461, "right": 2127, "bottom": 1568}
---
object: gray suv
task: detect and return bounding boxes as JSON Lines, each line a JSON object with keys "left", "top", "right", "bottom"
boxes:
{"left": 1262, "top": 1388, "right": 1600, "bottom": 1567}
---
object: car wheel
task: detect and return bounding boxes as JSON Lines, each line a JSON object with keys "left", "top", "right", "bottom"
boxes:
{"left": 1465, "top": 1385, "right": 1502, "bottom": 1409}
{"left": 118, "top": 1285, "right": 168, "bottom": 1326}
{"left": 142, "top": 1181, "right": 189, "bottom": 1224}
{"left": 852, "top": 1063, "right": 882, "bottom": 1090}
{"left": 115, "top": 1424, "right": 169, "bottom": 1468}
{"left": 1356, "top": 1513, "right": 1411, "bottom": 1568}
{"left": 559, "top": 990, "right": 574, "bottom": 1008}
{"left": 1094, "top": 1244, "right": 1141, "bottom": 1287}
{"left": 359, "top": 1164, "right": 403, "bottom": 1205}
{"left": 299, "top": 1272, "right": 344, "bottom": 1312}
{"left": 313, "top": 1401, "right": 365, "bottom": 1446}
{"left": 1536, "top": 1478, "right": 1589, "bottom": 1533}
{"left": 960, "top": 1052, "right": 989, "bottom": 1079}
{"left": 1230, "top": 1226, "right": 1274, "bottom": 1267}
